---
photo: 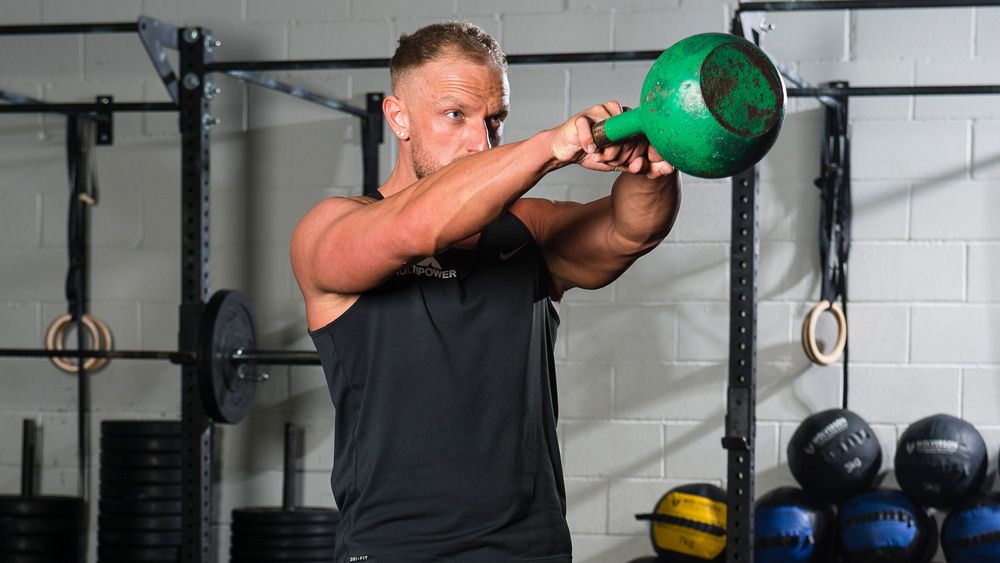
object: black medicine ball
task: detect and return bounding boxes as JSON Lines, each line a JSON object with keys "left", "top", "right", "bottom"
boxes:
{"left": 894, "top": 414, "right": 987, "bottom": 509}
{"left": 787, "top": 409, "right": 882, "bottom": 502}
{"left": 839, "top": 488, "right": 937, "bottom": 563}
{"left": 941, "top": 492, "right": 1000, "bottom": 563}
{"left": 754, "top": 487, "right": 835, "bottom": 563}
{"left": 635, "top": 483, "right": 726, "bottom": 563}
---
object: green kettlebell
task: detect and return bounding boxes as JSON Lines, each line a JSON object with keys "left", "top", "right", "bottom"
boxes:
{"left": 593, "top": 32, "right": 786, "bottom": 179}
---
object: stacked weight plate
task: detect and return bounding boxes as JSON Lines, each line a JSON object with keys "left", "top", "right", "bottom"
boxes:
{"left": 98, "top": 420, "right": 182, "bottom": 563}
{"left": 0, "top": 495, "right": 84, "bottom": 562}
{"left": 230, "top": 507, "right": 340, "bottom": 562}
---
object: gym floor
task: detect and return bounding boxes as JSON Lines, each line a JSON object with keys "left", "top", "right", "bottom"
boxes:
{"left": 1, "top": 1, "right": 999, "bottom": 562}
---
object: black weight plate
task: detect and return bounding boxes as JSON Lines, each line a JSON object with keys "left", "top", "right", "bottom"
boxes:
{"left": 101, "top": 420, "right": 180, "bottom": 437}
{"left": 230, "top": 546, "right": 337, "bottom": 561}
{"left": 232, "top": 507, "right": 341, "bottom": 525}
{"left": 230, "top": 522, "right": 339, "bottom": 537}
{"left": 0, "top": 535, "right": 80, "bottom": 552}
{"left": 100, "top": 451, "right": 182, "bottom": 468}
{"left": 98, "top": 514, "right": 181, "bottom": 532}
{"left": 100, "top": 467, "right": 181, "bottom": 484}
{"left": 97, "top": 545, "right": 180, "bottom": 561}
{"left": 231, "top": 534, "right": 336, "bottom": 549}
{"left": 100, "top": 435, "right": 182, "bottom": 453}
{"left": 199, "top": 290, "right": 257, "bottom": 424}
{"left": 0, "top": 553, "right": 80, "bottom": 563}
{"left": 98, "top": 499, "right": 182, "bottom": 516}
{"left": 100, "top": 482, "right": 181, "bottom": 500}
{"left": 0, "top": 496, "right": 83, "bottom": 517}
{"left": 98, "top": 529, "right": 181, "bottom": 547}
{"left": 0, "top": 515, "right": 80, "bottom": 535}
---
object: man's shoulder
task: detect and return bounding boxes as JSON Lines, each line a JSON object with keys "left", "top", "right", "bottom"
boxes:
{"left": 293, "top": 195, "right": 376, "bottom": 241}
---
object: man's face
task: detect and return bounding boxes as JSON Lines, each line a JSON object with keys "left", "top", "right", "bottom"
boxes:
{"left": 398, "top": 54, "right": 510, "bottom": 179}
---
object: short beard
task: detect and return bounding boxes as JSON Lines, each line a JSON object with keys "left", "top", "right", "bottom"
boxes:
{"left": 410, "top": 134, "right": 441, "bottom": 180}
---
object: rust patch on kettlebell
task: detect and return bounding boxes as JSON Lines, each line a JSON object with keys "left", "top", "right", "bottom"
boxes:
{"left": 700, "top": 41, "right": 784, "bottom": 138}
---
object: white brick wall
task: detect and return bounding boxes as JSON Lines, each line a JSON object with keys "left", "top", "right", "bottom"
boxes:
{"left": 852, "top": 8, "right": 973, "bottom": 61}
{"left": 2, "top": 3, "right": 1000, "bottom": 563}
{"left": 973, "top": 121, "right": 1000, "bottom": 179}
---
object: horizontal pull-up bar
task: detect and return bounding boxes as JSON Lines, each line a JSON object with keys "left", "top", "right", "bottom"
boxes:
{"left": 0, "top": 102, "right": 176, "bottom": 113}
{"left": 788, "top": 85, "right": 1000, "bottom": 97}
{"left": 0, "top": 22, "right": 137, "bottom": 35}
{"left": 205, "top": 50, "right": 665, "bottom": 73}
{"left": 738, "top": 0, "right": 1000, "bottom": 11}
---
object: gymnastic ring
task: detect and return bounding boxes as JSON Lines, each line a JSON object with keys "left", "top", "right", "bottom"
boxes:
{"left": 44, "top": 313, "right": 113, "bottom": 373}
{"left": 800, "top": 310, "right": 819, "bottom": 364}
{"left": 85, "top": 315, "right": 113, "bottom": 371}
{"left": 802, "top": 300, "right": 847, "bottom": 366}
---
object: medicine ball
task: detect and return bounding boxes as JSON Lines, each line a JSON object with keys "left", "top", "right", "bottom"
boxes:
{"left": 787, "top": 409, "right": 882, "bottom": 502}
{"left": 754, "top": 487, "right": 835, "bottom": 563}
{"left": 839, "top": 489, "right": 937, "bottom": 563}
{"left": 941, "top": 492, "right": 1000, "bottom": 563}
{"left": 634, "top": 483, "right": 726, "bottom": 562}
{"left": 894, "top": 414, "right": 987, "bottom": 508}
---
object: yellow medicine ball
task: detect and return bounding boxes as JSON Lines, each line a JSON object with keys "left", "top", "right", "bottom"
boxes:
{"left": 635, "top": 483, "right": 727, "bottom": 562}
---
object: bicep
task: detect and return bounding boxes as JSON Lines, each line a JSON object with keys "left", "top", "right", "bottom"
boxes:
{"left": 291, "top": 197, "right": 423, "bottom": 295}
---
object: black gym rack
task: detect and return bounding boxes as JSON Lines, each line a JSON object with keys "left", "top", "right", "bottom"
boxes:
{"left": 727, "top": 2, "right": 1000, "bottom": 562}
{"left": 2, "top": 1, "right": 1000, "bottom": 561}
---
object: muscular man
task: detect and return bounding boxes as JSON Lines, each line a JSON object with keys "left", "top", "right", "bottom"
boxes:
{"left": 291, "top": 21, "right": 680, "bottom": 563}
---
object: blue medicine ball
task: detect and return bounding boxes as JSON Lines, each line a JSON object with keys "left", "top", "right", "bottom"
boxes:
{"left": 839, "top": 489, "right": 937, "bottom": 563}
{"left": 754, "top": 487, "right": 835, "bottom": 563}
{"left": 941, "top": 492, "right": 1000, "bottom": 563}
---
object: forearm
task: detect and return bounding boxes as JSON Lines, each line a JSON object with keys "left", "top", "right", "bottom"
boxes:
{"left": 608, "top": 170, "right": 681, "bottom": 255}
{"left": 391, "top": 130, "right": 564, "bottom": 256}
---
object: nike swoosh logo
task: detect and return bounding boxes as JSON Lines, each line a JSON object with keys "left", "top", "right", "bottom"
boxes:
{"left": 499, "top": 243, "right": 528, "bottom": 261}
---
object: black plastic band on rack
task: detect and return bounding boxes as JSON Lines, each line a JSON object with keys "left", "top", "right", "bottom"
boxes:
{"left": 65, "top": 114, "right": 98, "bottom": 541}
{"left": 814, "top": 83, "right": 852, "bottom": 407}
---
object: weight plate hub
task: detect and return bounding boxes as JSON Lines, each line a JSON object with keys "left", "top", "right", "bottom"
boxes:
{"left": 199, "top": 289, "right": 257, "bottom": 424}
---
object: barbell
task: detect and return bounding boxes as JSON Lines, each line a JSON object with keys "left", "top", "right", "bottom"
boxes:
{"left": 0, "top": 290, "right": 319, "bottom": 424}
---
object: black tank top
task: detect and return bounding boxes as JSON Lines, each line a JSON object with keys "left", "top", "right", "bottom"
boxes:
{"left": 309, "top": 196, "right": 571, "bottom": 563}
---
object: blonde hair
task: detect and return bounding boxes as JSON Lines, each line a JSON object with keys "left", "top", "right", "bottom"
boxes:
{"left": 389, "top": 21, "right": 507, "bottom": 92}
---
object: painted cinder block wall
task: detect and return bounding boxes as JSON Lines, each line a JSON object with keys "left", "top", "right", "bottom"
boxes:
{"left": 1, "top": 1, "right": 999, "bottom": 561}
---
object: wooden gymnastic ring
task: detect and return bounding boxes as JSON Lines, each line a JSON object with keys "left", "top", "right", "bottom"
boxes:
{"left": 802, "top": 300, "right": 847, "bottom": 366}
{"left": 44, "top": 313, "right": 113, "bottom": 373}
{"left": 85, "top": 315, "right": 113, "bottom": 371}
{"left": 800, "top": 311, "right": 818, "bottom": 364}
